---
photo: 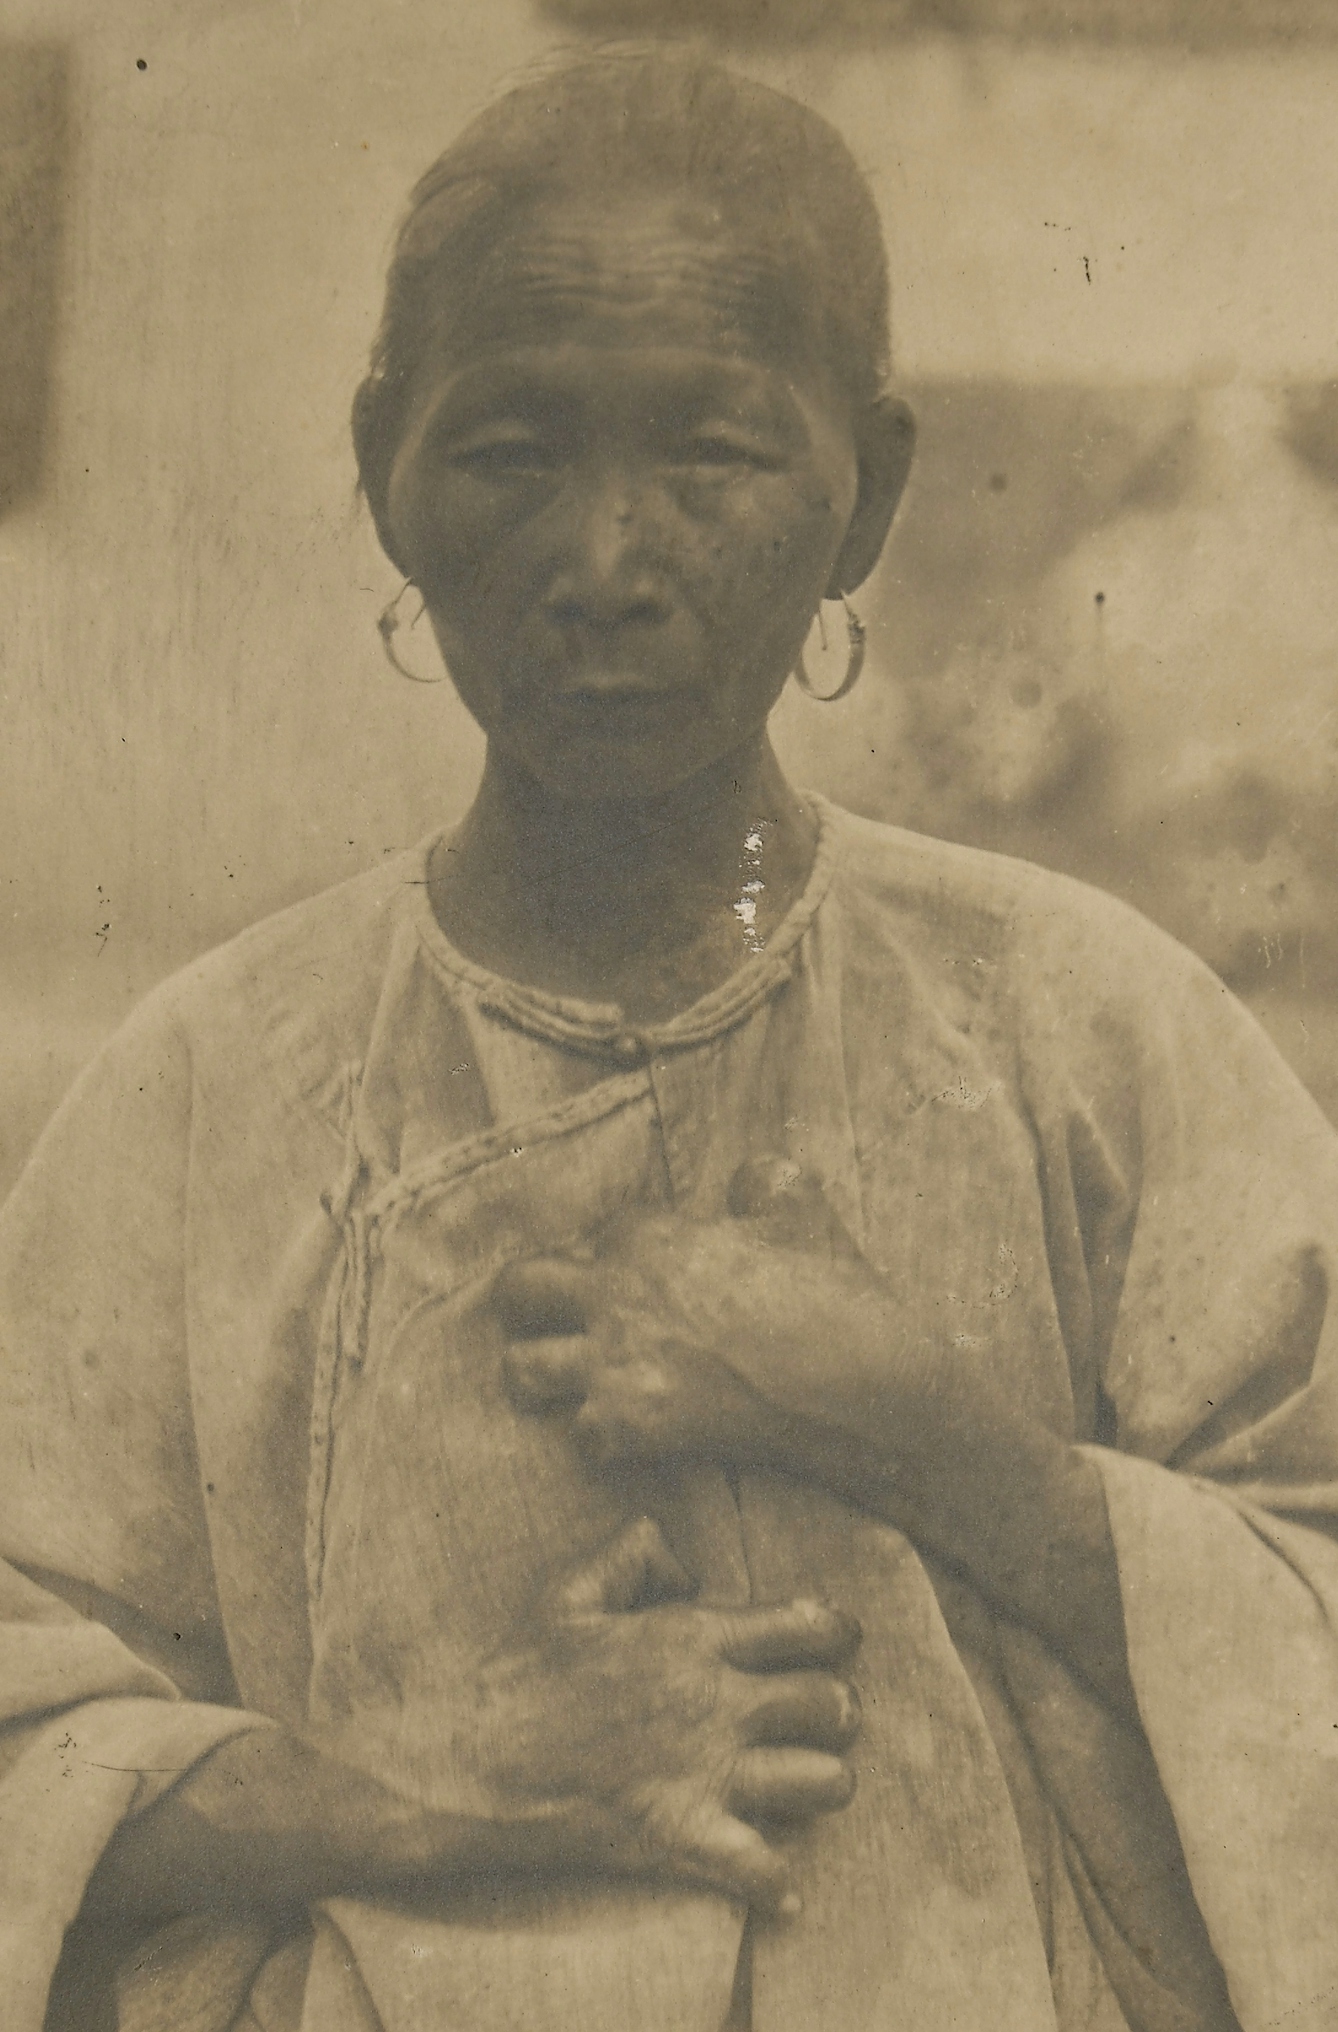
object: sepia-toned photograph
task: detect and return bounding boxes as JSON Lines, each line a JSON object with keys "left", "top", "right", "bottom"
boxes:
{"left": 3, "top": 2, "right": 1338, "bottom": 2026}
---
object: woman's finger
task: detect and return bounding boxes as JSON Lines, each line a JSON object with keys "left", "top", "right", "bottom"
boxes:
{"left": 550, "top": 1515, "right": 697, "bottom": 1618}
{"left": 742, "top": 1670, "right": 862, "bottom": 1752}
{"left": 571, "top": 1401, "right": 644, "bottom": 1467}
{"left": 726, "top": 1155, "right": 808, "bottom": 1220}
{"left": 729, "top": 1748, "right": 856, "bottom": 1825}
{"left": 718, "top": 1598, "right": 862, "bottom": 1675}
{"left": 726, "top": 1155, "right": 861, "bottom": 1260}
{"left": 492, "top": 1257, "right": 596, "bottom": 1337}
{"left": 572, "top": 1371, "right": 675, "bottom": 1465}
{"left": 503, "top": 1336, "right": 595, "bottom": 1411}
{"left": 667, "top": 1801, "right": 799, "bottom": 1919}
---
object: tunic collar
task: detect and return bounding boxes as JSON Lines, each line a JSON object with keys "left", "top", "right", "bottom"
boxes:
{"left": 403, "top": 792, "right": 845, "bottom": 1062}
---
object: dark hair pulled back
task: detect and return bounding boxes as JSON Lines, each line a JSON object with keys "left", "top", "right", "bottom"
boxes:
{"left": 352, "top": 45, "right": 892, "bottom": 557}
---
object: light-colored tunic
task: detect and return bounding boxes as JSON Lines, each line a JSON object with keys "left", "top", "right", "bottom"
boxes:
{"left": 5, "top": 799, "right": 1338, "bottom": 2032}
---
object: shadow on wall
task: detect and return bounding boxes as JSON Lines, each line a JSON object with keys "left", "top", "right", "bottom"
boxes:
{"left": 538, "top": 0, "right": 1338, "bottom": 46}
{"left": 0, "top": 40, "right": 68, "bottom": 518}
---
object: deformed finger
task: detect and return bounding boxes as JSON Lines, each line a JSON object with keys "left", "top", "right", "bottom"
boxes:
{"left": 729, "top": 1748, "right": 856, "bottom": 1825}
{"left": 719, "top": 1599, "right": 862, "bottom": 1675}
{"left": 726, "top": 1157, "right": 860, "bottom": 1259}
{"left": 666, "top": 1801, "right": 798, "bottom": 1919}
{"left": 503, "top": 1336, "right": 594, "bottom": 1411}
{"left": 726, "top": 1155, "right": 808, "bottom": 1220}
{"left": 572, "top": 1380, "right": 671, "bottom": 1467}
{"left": 551, "top": 1515, "right": 697, "bottom": 1618}
{"left": 492, "top": 1258, "right": 595, "bottom": 1338}
{"left": 571, "top": 1405, "right": 641, "bottom": 1468}
{"left": 743, "top": 1671, "right": 861, "bottom": 1752}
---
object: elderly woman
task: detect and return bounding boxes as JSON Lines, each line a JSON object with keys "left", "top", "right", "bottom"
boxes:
{"left": 6, "top": 44, "right": 1338, "bottom": 2032}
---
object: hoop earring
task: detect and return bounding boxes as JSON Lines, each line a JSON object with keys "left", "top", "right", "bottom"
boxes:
{"left": 377, "top": 580, "right": 445, "bottom": 685}
{"left": 793, "top": 595, "right": 866, "bottom": 703}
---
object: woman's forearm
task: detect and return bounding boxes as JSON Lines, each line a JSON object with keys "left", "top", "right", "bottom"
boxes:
{"left": 81, "top": 1723, "right": 551, "bottom": 1928}
{"left": 730, "top": 1339, "right": 1137, "bottom": 1721}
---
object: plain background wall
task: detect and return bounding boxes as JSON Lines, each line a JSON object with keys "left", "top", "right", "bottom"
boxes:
{"left": 3, "top": 0, "right": 1338, "bottom": 1187}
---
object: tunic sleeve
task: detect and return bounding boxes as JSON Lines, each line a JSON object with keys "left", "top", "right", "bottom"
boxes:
{"left": 1028, "top": 903, "right": 1338, "bottom": 2031}
{"left": 0, "top": 987, "right": 271, "bottom": 2032}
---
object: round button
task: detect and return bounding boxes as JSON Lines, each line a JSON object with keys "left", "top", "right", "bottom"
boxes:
{"left": 610, "top": 1030, "right": 648, "bottom": 1064}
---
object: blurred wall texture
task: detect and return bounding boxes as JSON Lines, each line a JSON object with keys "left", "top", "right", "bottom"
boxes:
{"left": 2, "top": 0, "right": 1337, "bottom": 1191}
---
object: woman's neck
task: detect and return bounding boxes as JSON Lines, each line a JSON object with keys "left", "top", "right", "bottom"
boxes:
{"left": 428, "top": 733, "right": 819, "bottom": 1022}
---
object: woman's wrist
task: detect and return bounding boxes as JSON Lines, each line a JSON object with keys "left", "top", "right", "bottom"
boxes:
{"left": 867, "top": 1393, "right": 1138, "bottom": 1719}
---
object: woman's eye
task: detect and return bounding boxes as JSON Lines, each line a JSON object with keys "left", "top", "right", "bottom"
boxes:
{"left": 674, "top": 435, "right": 777, "bottom": 471}
{"left": 445, "top": 435, "right": 564, "bottom": 477}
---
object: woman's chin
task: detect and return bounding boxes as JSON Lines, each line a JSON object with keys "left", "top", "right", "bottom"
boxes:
{"left": 503, "top": 722, "right": 729, "bottom": 805}
{"left": 495, "top": 695, "right": 730, "bottom": 802}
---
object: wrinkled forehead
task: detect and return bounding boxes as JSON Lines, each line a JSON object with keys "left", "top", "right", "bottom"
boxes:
{"left": 421, "top": 189, "right": 834, "bottom": 386}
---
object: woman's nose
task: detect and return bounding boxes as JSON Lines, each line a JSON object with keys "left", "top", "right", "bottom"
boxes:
{"left": 543, "top": 471, "right": 671, "bottom": 629}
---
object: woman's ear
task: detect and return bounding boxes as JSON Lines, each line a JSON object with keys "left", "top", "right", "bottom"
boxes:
{"left": 827, "top": 395, "right": 916, "bottom": 598}
{"left": 352, "top": 380, "right": 413, "bottom": 578}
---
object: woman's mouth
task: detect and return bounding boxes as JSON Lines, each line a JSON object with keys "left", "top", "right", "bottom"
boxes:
{"left": 550, "top": 676, "right": 688, "bottom": 711}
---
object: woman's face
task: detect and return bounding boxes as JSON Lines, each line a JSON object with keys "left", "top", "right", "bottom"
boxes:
{"left": 383, "top": 192, "right": 882, "bottom": 801}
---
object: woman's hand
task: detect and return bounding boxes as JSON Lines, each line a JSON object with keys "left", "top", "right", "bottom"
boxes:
{"left": 498, "top": 1253, "right": 803, "bottom": 1470}
{"left": 467, "top": 1513, "right": 862, "bottom": 1913}
{"left": 496, "top": 1159, "right": 886, "bottom": 1476}
{"left": 84, "top": 1515, "right": 861, "bottom": 1927}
